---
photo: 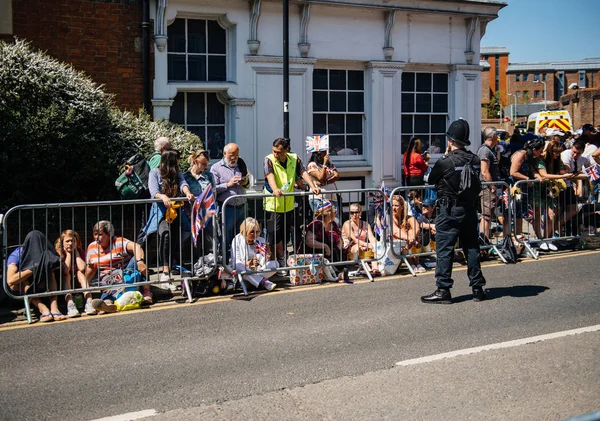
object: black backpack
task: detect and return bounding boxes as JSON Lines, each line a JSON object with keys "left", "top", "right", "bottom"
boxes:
{"left": 445, "top": 153, "right": 482, "bottom": 202}
{"left": 115, "top": 153, "right": 152, "bottom": 199}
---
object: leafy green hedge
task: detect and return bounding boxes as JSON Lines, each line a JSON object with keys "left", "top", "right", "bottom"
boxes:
{"left": 0, "top": 40, "right": 202, "bottom": 212}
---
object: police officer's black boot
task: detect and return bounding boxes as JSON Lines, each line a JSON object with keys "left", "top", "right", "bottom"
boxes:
{"left": 472, "top": 286, "right": 488, "bottom": 302}
{"left": 420, "top": 288, "right": 452, "bottom": 304}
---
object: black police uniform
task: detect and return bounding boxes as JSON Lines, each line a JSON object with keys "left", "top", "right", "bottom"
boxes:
{"left": 426, "top": 148, "right": 485, "bottom": 297}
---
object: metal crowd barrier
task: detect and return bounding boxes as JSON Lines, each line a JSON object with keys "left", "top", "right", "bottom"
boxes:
{"left": 219, "top": 188, "right": 388, "bottom": 294}
{"left": 388, "top": 181, "right": 513, "bottom": 276}
{"left": 2, "top": 197, "right": 218, "bottom": 323}
{"left": 512, "top": 178, "right": 600, "bottom": 257}
{"left": 3, "top": 180, "right": 599, "bottom": 321}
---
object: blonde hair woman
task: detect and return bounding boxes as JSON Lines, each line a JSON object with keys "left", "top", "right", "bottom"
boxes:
{"left": 230, "top": 217, "right": 279, "bottom": 291}
{"left": 54, "top": 230, "right": 92, "bottom": 316}
{"left": 390, "top": 195, "right": 425, "bottom": 273}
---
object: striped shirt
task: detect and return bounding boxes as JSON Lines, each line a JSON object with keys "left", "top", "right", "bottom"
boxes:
{"left": 86, "top": 237, "right": 131, "bottom": 277}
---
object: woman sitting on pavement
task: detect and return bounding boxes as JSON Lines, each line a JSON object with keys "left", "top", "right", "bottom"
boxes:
{"left": 6, "top": 230, "right": 66, "bottom": 322}
{"left": 342, "top": 203, "right": 381, "bottom": 276}
{"left": 231, "top": 217, "right": 278, "bottom": 292}
{"left": 390, "top": 195, "right": 425, "bottom": 273}
{"left": 297, "top": 201, "right": 342, "bottom": 282}
{"left": 146, "top": 149, "right": 195, "bottom": 287}
{"left": 85, "top": 220, "right": 150, "bottom": 312}
{"left": 54, "top": 229, "right": 92, "bottom": 317}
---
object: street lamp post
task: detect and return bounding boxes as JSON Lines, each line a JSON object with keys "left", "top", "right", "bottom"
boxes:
{"left": 283, "top": 0, "right": 290, "bottom": 140}
{"left": 534, "top": 80, "right": 547, "bottom": 110}
{"left": 508, "top": 93, "right": 517, "bottom": 125}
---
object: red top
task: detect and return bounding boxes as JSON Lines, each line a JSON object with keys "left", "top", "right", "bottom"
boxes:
{"left": 403, "top": 152, "right": 429, "bottom": 177}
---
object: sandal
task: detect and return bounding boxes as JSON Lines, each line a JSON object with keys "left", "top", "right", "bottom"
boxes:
{"left": 39, "top": 313, "right": 53, "bottom": 323}
{"left": 371, "top": 269, "right": 381, "bottom": 277}
{"left": 51, "top": 312, "right": 67, "bottom": 321}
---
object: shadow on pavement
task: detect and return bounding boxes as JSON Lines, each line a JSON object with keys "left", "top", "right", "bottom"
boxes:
{"left": 453, "top": 285, "right": 550, "bottom": 303}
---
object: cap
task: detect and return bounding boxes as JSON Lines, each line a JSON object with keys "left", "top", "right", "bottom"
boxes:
{"left": 582, "top": 124, "right": 596, "bottom": 132}
{"left": 446, "top": 118, "right": 471, "bottom": 146}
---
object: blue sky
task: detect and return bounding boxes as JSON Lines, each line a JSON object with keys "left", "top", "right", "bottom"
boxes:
{"left": 481, "top": 0, "right": 600, "bottom": 63}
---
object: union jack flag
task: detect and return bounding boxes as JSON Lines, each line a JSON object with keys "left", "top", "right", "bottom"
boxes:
{"left": 373, "top": 181, "right": 389, "bottom": 236}
{"left": 254, "top": 240, "right": 267, "bottom": 257}
{"left": 502, "top": 189, "right": 509, "bottom": 207}
{"left": 191, "top": 184, "right": 217, "bottom": 247}
{"left": 525, "top": 206, "right": 534, "bottom": 223}
{"left": 305, "top": 135, "right": 329, "bottom": 153}
{"left": 370, "top": 181, "right": 391, "bottom": 207}
{"left": 584, "top": 164, "right": 600, "bottom": 182}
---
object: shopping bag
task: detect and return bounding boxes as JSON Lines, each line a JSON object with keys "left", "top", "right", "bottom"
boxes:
{"left": 287, "top": 254, "right": 325, "bottom": 285}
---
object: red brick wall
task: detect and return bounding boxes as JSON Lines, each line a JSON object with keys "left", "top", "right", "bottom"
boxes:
{"left": 561, "top": 88, "right": 600, "bottom": 129}
{"left": 11, "top": 0, "right": 146, "bottom": 111}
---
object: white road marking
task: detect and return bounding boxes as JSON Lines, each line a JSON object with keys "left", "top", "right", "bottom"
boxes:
{"left": 396, "top": 324, "right": 600, "bottom": 366}
{"left": 90, "top": 409, "right": 158, "bottom": 421}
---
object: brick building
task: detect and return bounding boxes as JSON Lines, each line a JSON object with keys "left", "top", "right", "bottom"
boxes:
{"left": 480, "top": 46, "right": 509, "bottom": 102}
{"left": 1, "top": 0, "right": 147, "bottom": 111}
{"left": 507, "top": 59, "right": 600, "bottom": 105}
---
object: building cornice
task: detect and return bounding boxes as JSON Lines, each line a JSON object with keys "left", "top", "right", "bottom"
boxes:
{"left": 244, "top": 55, "right": 317, "bottom": 65}
{"left": 452, "top": 64, "right": 484, "bottom": 72}
{"left": 367, "top": 61, "right": 406, "bottom": 70}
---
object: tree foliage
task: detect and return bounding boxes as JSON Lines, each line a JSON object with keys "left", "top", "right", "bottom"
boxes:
{"left": 0, "top": 40, "right": 202, "bottom": 212}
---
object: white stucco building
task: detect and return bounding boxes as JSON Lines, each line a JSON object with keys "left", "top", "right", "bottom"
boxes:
{"left": 151, "top": 0, "right": 505, "bottom": 189}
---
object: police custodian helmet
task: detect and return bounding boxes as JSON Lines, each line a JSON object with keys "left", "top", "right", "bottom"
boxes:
{"left": 446, "top": 118, "right": 471, "bottom": 146}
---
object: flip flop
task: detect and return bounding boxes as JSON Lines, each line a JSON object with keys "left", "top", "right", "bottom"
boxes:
{"left": 371, "top": 269, "right": 382, "bottom": 277}
{"left": 39, "top": 313, "right": 53, "bottom": 323}
{"left": 52, "top": 312, "right": 67, "bottom": 321}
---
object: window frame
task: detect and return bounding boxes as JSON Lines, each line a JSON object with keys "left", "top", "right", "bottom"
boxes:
{"left": 167, "top": 16, "right": 231, "bottom": 83}
{"left": 312, "top": 68, "right": 366, "bottom": 161}
{"left": 170, "top": 91, "right": 227, "bottom": 160}
{"left": 400, "top": 71, "right": 449, "bottom": 160}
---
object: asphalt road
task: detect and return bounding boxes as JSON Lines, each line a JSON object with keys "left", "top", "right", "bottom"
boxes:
{"left": 0, "top": 251, "right": 599, "bottom": 421}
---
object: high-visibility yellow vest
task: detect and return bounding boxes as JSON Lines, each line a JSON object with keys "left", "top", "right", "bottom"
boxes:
{"left": 263, "top": 153, "right": 297, "bottom": 213}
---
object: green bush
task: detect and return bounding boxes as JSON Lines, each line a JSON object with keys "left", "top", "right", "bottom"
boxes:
{"left": 0, "top": 39, "right": 202, "bottom": 212}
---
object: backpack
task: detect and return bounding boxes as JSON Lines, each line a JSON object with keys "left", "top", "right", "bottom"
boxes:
{"left": 444, "top": 152, "right": 482, "bottom": 202}
{"left": 115, "top": 153, "right": 152, "bottom": 199}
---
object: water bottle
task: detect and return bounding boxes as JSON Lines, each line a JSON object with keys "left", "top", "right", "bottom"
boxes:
{"left": 72, "top": 294, "right": 83, "bottom": 310}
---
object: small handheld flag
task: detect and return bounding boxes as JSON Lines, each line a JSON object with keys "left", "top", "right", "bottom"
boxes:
{"left": 191, "top": 184, "right": 217, "bottom": 247}
{"left": 584, "top": 164, "right": 600, "bottom": 182}
{"left": 306, "top": 135, "right": 329, "bottom": 153}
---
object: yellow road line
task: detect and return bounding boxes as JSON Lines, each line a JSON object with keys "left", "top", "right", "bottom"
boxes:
{"left": 1, "top": 249, "right": 598, "bottom": 332}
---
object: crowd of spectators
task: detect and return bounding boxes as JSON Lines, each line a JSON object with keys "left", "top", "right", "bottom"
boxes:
{"left": 5, "top": 126, "right": 600, "bottom": 322}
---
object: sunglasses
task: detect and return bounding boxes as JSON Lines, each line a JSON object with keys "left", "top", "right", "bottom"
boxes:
{"left": 350, "top": 210, "right": 361, "bottom": 215}
{"left": 195, "top": 151, "right": 210, "bottom": 159}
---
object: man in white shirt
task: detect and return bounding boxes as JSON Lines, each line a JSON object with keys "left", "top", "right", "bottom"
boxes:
{"left": 560, "top": 140, "right": 590, "bottom": 231}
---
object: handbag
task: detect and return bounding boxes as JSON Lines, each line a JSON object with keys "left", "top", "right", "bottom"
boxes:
{"left": 498, "top": 236, "right": 518, "bottom": 264}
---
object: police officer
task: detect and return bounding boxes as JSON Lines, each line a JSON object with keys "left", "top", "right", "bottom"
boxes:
{"left": 421, "top": 119, "right": 487, "bottom": 304}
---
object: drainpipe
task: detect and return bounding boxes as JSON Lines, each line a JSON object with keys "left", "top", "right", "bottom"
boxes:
{"left": 142, "top": 0, "right": 151, "bottom": 115}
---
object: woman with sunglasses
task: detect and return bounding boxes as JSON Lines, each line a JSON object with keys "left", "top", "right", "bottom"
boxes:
{"left": 184, "top": 149, "right": 217, "bottom": 261}
{"left": 341, "top": 203, "right": 380, "bottom": 276}
{"left": 231, "top": 217, "right": 278, "bottom": 291}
